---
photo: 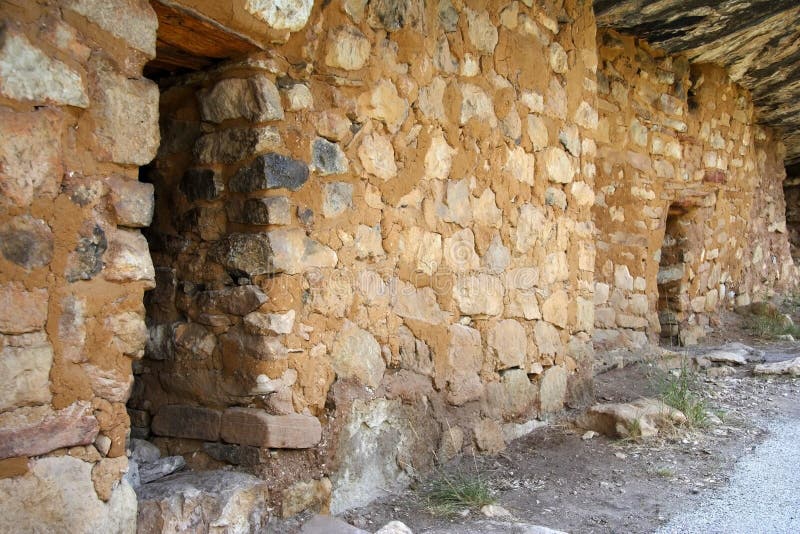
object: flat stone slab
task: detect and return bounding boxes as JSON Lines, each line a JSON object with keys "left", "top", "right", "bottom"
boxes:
{"left": 300, "top": 514, "right": 369, "bottom": 534}
{"left": 754, "top": 357, "right": 800, "bottom": 376}
{"left": 151, "top": 405, "right": 221, "bottom": 441}
{"left": 220, "top": 408, "right": 322, "bottom": 449}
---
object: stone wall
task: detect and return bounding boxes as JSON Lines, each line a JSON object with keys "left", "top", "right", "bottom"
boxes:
{"left": 592, "top": 30, "right": 797, "bottom": 348}
{"left": 132, "top": 0, "right": 599, "bottom": 515}
{"left": 0, "top": 0, "right": 159, "bottom": 531}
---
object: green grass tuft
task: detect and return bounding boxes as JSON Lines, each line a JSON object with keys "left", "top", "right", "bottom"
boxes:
{"left": 744, "top": 314, "right": 800, "bottom": 340}
{"left": 423, "top": 472, "right": 495, "bottom": 516}
{"left": 658, "top": 363, "right": 708, "bottom": 428}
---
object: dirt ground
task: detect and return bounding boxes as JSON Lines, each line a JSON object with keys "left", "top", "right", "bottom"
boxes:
{"left": 328, "top": 310, "right": 800, "bottom": 534}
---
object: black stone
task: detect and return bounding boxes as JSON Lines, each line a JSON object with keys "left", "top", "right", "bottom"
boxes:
{"left": 242, "top": 198, "right": 271, "bottom": 225}
{"left": 229, "top": 153, "right": 309, "bottom": 193}
{"left": 0, "top": 215, "right": 54, "bottom": 270}
{"left": 203, "top": 442, "right": 262, "bottom": 466}
{"left": 65, "top": 225, "right": 107, "bottom": 282}
{"left": 180, "top": 168, "right": 222, "bottom": 202}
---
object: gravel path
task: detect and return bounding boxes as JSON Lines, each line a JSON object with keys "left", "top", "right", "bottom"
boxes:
{"left": 658, "top": 415, "right": 800, "bottom": 534}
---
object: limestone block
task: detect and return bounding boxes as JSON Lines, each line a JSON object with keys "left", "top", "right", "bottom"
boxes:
{"left": 534, "top": 321, "right": 562, "bottom": 356}
{"left": 472, "top": 188, "right": 502, "bottom": 228}
{"left": 576, "top": 297, "right": 594, "bottom": 332}
{"left": 394, "top": 281, "right": 449, "bottom": 325}
{"left": 92, "top": 69, "right": 159, "bottom": 165}
{"left": 0, "top": 30, "right": 88, "bottom": 107}
{"left": 326, "top": 25, "right": 371, "bottom": 70}
{"left": 473, "top": 418, "right": 505, "bottom": 453}
{"left": 541, "top": 290, "right": 569, "bottom": 328}
{"left": 514, "top": 203, "right": 549, "bottom": 253}
{"left": 444, "top": 324, "right": 484, "bottom": 405}
{"left": 0, "top": 340, "right": 53, "bottom": 412}
{"left": 103, "top": 228, "right": 155, "bottom": 285}
{"left": 246, "top": 0, "right": 314, "bottom": 31}
{"left": 270, "top": 228, "right": 338, "bottom": 273}
{"left": 196, "top": 285, "right": 268, "bottom": 316}
{"left": 357, "top": 80, "right": 408, "bottom": 133}
{"left": 527, "top": 115, "right": 549, "bottom": 151}
{"left": 312, "top": 138, "right": 349, "bottom": 175}
{"left": 505, "top": 145, "right": 535, "bottom": 185}
{"left": 198, "top": 75, "right": 283, "bottom": 123}
{"left": 418, "top": 78, "right": 447, "bottom": 122}
{"left": 577, "top": 398, "right": 687, "bottom": 438}
{"left": 548, "top": 42, "right": 568, "bottom": 73}
{"left": 489, "top": 319, "right": 527, "bottom": 370}
{"left": 540, "top": 252, "right": 569, "bottom": 285}
{"left": 0, "top": 402, "right": 99, "bottom": 459}
{"left": 244, "top": 310, "right": 295, "bottom": 335}
{"left": 466, "top": 9, "right": 498, "bottom": 54}
{"left": 453, "top": 273, "right": 504, "bottom": 316}
{"left": 0, "top": 215, "right": 54, "bottom": 270}
{"left": 151, "top": 405, "right": 221, "bottom": 441}
{"left": 221, "top": 408, "right": 322, "bottom": 448}
{"left": 460, "top": 84, "right": 497, "bottom": 127}
{"left": 105, "top": 176, "right": 154, "bottom": 228}
{"left": 574, "top": 101, "right": 598, "bottom": 130}
{"left": 396, "top": 326, "right": 434, "bottom": 377}
{"left": 359, "top": 132, "right": 397, "bottom": 180}
{"left": 0, "top": 283, "right": 48, "bottom": 334}
{"left": 545, "top": 187, "right": 567, "bottom": 209}
{"left": 614, "top": 264, "right": 634, "bottom": 291}
{"left": 281, "top": 477, "right": 332, "bottom": 518}
{"left": 83, "top": 363, "right": 134, "bottom": 403}
{"left": 66, "top": 0, "right": 157, "bottom": 57}
{"left": 315, "top": 110, "right": 351, "bottom": 141}
{"left": 539, "top": 365, "right": 567, "bottom": 413}
{"left": 438, "top": 179, "right": 473, "bottom": 227}
{"left": 541, "top": 147, "right": 576, "bottom": 184}
{"left": 397, "top": 227, "right": 442, "bottom": 275}
{"left": 558, "top": 124, "right": 581, "bottom": 157}
{"left": 285, "top": 83, "right": 313, "bottom": 110}
{"left": 331, "top": 321, "right": 385, "bottom": 388}
{"left": 229, "top": 152, "right": 308, "bottom": 192}
{"left": 0, "top": 108, "right": 63, "bottom": 208}
{"left": 443, "top": 228, "right": 480, "bottom": 272}
{"left": 194, "top": 127, "right": 282, "bottom": 165}
{"left": 354, "top": 225, "right": 385, "bottom": 258}
{"left": 323, "top": 182, "right": 354, "bottom": 217}
{"left": 506, "top": 268, "right": 542, "bottom": 320}
{"left": 483, "top": 235, "right": 510, "bottom": 273}
{"left": 136, "top": 470, "right": 269, "bottom": 534}
{"left": 0, "top": 456, "right": 137, "bottom": 533}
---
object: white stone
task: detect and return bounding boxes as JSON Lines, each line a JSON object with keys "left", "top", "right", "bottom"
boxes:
{"left": 539, "top": 365, "right": 567, "bottom": 413}
{"left": 397, "top": 227, "right": 442, "bottom": 275}
{"left": 527, "top": 115, "right": 549, "bottom": 151}
{"left": 548, "top": 42, "right": 568, "bottom": 73}
{"left": 466, "top": 9, "right": 498, "bottom": 54}
{"left": 268, "top": 228, "right": 338, "bottom": 274}
{"left": 358, "top": 80, "right": 408, "bottom": 133}
{"left": 359, "top": 132, "right": 397, "bottom": 180}
{"left": 472, "top": 188, "right": 502, "bottom": 228}
{"left": 0, "top": 31, "right": 88, "bottom": 107}
{"left": 438, "top": 179, "right": 473, "bottom": 227}
{"left": 245, "top": 0, "right": 314, "bottom": 31}
{"left": 460, "top": 84, "right": 497, "bottom": 127}
{"left": 483, "top": 235, "right": 511, "bottom": 273}
{"left": 443, "top": 229, "right": 480, "bottom": 272}
{"left": 331, "top": 321, "right": 385, "bottom": 388}
{"left": 453, "top": 274, "right": 504, "bottom": 316}
{"left": 541, "top": 147, "right": 576, "bottom": 184}
{"left": 505, "top": 145, "right": 535, "bottom": 185}
{"left": 286, "top": 84, "right": 313, "bottom": 111}
{"left": 325, "top": 25, "right": 371, "bottom": 70}
{"left": 425, "top": 131, "right": 456, "bottom": 180}
{"left": 489, "top": 319, "right": 527, "bottom": 369}
{"left": 355, "top": 225, "right": 385, "bottom": 259}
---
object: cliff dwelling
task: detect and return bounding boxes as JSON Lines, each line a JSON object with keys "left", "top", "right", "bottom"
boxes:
{"left": 1, "top": 0, "right": 800, "bottom": 532}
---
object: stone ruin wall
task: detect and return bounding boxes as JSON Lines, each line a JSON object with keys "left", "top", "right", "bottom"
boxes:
{"left": 0, "top": 0, "right": 159, "bottom": 530}
{"left": 134, "top": 0, "right": 599, "bottom": 515}
{"left": 592, "top": 30, "right": 798, "bottom": 350}
{"left": 0, "top": 0, "right": 798, "bottom": 531}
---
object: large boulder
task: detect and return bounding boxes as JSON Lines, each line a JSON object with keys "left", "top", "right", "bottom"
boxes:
{"left": 754, "top": 357, "right": 800, "bottom": 376}
{"left": 136, "top": 470, "right": 269, "bottom": 534}
{"left": 576, "top": 398, "right": 687, "bottom": 438}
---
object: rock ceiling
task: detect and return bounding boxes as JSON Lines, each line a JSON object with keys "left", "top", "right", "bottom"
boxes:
{"left": 595, "top": 0, "right": 800, "bottom": 167}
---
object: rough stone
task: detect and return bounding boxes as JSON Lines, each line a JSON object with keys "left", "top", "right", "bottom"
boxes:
{"left": 0, "top": 30, "right": 88, "bottom": 107}
{"left": 0, "top": 402, "right": 99, "bottom": 459}
{"left": 106, "top": 176, "right": 154, "bottom": 228}
{"left": 505, "top": 145, "right": 536, "bottom": 186}
{"left": 198, "top": 75, "right": 283, "bottom": 123}
{"left": 65, "top": 225, "right": 107, "bottom": 282}
{"left": 0, "top": 215, "right": 54, "bottom": 270}
{"left": 425, "top": 132, "right": 456, "bottom": 180}
{"left": 0, "top": 456, "right": 137, "bottom": 533}
{"left": 312, "top": 138, "right": 349, "bottom": 175}
{"left": 542, "top": 290, "right": 569, "bottom": 328}
{"left": 285, "top": 83, "right": 314, "bottom": 110}
{"left": 220, "top": 408, "right": 322, "bottom": 448}
{"left": 0, "top": 283, "right": 48, "bottom": 334}
{"left": 196, "top": 285, "right": 268, "bottom": 316}
{"left": 91, "top": 456, "right": 129, "bottom": 501}
{"left": 541, "top": 147, "right": 576, "bottom": 184}
{"left": 331, "top": 321, "right": 385, "bottom": 388}
{"left": 453, "top": 274, "right": 504, "bottom": 316}
{"left": 66, "top": 0, "right": 157, "bottom": 56}
{"left": 460, "top": 84, "right": 497, "bottom": 127}
{"left": 359, "top": 132, "right": 397, "bottom": 180}
{"left": 244, "top": 309, "right": 295, "bottom": 335}
{"left": 268, "top": 228, "right": 338, "bottom": 273}
{"left": 103, "top": 228, "right": 155, "bottom": 284}
{"left": 136, "top": 470, "right": 269, "bottom": 534}
{"left": 489, "top": 319, "right": 527, "bottom": 369}
{"left": 466, "top": 9, "right": 499, "bottom": 54}
{"left": 539, "top": 365, "right": 567, "bottom": 413}
{"left": 323, "top": 182, "right": 354, "bottom": 217}
{"left": 83, "top": 363, "right": 134, "bottom": 403}
{"left": 210, "top": 233, "right": 273, "bottom": 276}
{"left": 138, "top": 456, "right": 186, "bottom": 484}
{"left": 473, "top": 418, "right": 505, "bottom": 453}
{"left": 443, "top": 228, "right": 480, "bottom": 272}
{"left": 326, "top": 25, "right": 371, "bottom": 70}
{"left": 230, "top": 152, "right": 308, "bottom": 192}
{"left": 0, "top": 340, "right": 53, "bottom": 412}
{"left": 195, "top": 127, "right": 282, "bottom": 165}
{"left": 394, "top": 281, "right": 449, "bottom": 325}
{"left": 577, "top": 398, "right": 687, "bottom": 438}
{"left": 282, "top": 477, "right": 332, "bottom": 518}
{"left": 92, "top": 68, "right": 159, "bottom": 166}
{"left": 151, "top": 405, "right": 221, "bottom": 441}
{"left": 357, "top": 79, "right": 408, "bottom": 133}
{"left": 444, "top": 324, "right": 484, "bottom": 405}
{"left": 0, "top": 108, "right": 63, "bottom": 208}
{"left": 754, "top": 357, "right": 800, "bottom": 376}
{"left": 315, "top": 110, "right": 351, "bottom": 141}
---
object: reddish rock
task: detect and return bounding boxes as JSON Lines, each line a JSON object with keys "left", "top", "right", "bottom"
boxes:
{"left": 0, "top": 402, "right": 99, "bottom": 459}
{"left": 0, "top": 283, "right": 48, "bottom": 334}
{"left": 220, "top": 408, "right": 321, "bottom": 449}
{"left": 151, "top": 405, "right": 221, "bottom": 441}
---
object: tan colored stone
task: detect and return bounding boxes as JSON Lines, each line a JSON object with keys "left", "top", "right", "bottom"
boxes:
{"left": 397, "top": 227, "right": 442, "bottom": 275}
{"left": 541, "top": 290, "right": 569, "bottom": 329}
{"left": 443, "top": 229, "right": 480, "bottom": 272}
{"left": 359, "top": 132, "right": 397, "bottom": 180}
{"left": 326, "top": 25, "right": 371, "bottom": 70}
{"left": 466, "top": 9, "right": 498, "bottom": 54}
{"left": 489, "top": 319, "right": 527, "bottom": 370}
{"left": 221, "top": 408, "right": 322, "bottom": 448}
{"left": 0, "top": 340, "right": 53, "bottom": 411}
{"left": 539, "top": 365, "right": 567, "bottom": 413}
{"left": 0, "top": 283, "right": 48, "bottom": 335}
{"left": 473, "top": 418, "right": 505, "bottom": 453}
{"left": 198, "top": 75, "right": 283, "bottom": 123}
{"left": 358, "top": 80, "right": 408, "bottom": 133}
{"left": 103, "top": 228, "right": 155, "bottom": 285}
{"left": 505, "top": 145, "right": 535, "bottom": 185}
{"left": 453, "top": 273, "right": 504, "bottom": 316}
{"left": 330, "top": 321, "right": 385, "bottom": 388}
{"left": 0, "top": 402, "right": 99, "bottom": 459}
{"left": 534, "top": 321, "right": 562, "bottom": 356}
{"left": 541, "top": 147, "right": 576, "bottom": 184}
{"left": 425, "top": 131, "right": 456, "bottom": 180}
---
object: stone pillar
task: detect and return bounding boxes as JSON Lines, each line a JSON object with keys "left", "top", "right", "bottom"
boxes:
{"left": 0, "top": 1, "right": 158, "bottom": 530}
